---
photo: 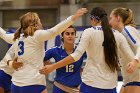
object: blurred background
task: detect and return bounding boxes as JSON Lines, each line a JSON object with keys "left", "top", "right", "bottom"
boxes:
{"left": 0, "top": 0, "right": 140, "bottom": 60}
{"left": 0, "top": 0, "right": 140, "bottom": 92}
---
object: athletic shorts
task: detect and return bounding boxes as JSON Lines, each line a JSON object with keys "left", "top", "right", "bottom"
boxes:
{"left": 11, "top": 83, "right": 46, "bottom": 93}
{"left": 0, "top": 70, "right": 12, "bottom": 92}
{"left": 80, "top": 82, "right": 117, "bottom": 93}
{"left": 53, "top": 85, "right": 66, "bottom": 93}
{"left": 124, "top": 82, "right": 140, "bottom": 87}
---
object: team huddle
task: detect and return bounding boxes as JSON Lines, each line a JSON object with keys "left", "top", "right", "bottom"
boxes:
{"left": 0, "top": 7, "right": 140, "bottom": 93}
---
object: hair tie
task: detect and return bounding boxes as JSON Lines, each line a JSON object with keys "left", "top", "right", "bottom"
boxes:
{"left": 90, "top": 15, "right": 100, "bottom": 20}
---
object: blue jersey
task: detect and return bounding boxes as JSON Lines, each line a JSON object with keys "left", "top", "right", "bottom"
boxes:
{"left": 44, "top": 45, "right": 86, "bottom": 87}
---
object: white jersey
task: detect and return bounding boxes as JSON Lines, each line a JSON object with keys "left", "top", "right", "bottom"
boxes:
{"left": 11, "top": 16, "right": 74, "bottom": 86}
{"left": 120, "top": 25, "right": 140, "bottom": 84}
{"left": 0, "top": 28, "right": 15, "bottom": 76}
{"left": 0, "top": 27, "right": 14, "bottom": 44}
{"left": 122, "top": 26, "right": 140, "bottom": 64}
{"left": 0, "top": 44, "right": 15, "bottom": 76}
{"left": 70, "top": 26, "right": 134, "bottom": 89}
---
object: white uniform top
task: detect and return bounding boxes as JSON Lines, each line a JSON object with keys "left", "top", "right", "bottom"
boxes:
{"left": 70, "top": 26, "right": 134, "bottom": 89}
{"left": 0, "top": 44, "right": 15, "bottom": 76}
{"left": 122, "top": 26, "right": 140, "bottom": 64}
{"left": 120, "top": 25, "right": 140, "bottom": 85}
{"left": 0, "top": 28, "right": 15, "bottom": 76}
{"left": 0, "top": 27, "right": 14, "bottom": 44}
{"left": 11, "top": 16, "right": 74, "bottom": 86}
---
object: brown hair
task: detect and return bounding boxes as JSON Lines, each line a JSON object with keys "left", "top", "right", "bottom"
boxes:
{"left": 112, "top": 7, "right": 136, "bottom": 27}
{"left": 13, "top": 12, "right": 42, "bottom": 41}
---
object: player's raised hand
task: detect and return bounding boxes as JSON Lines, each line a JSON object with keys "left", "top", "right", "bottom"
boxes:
{"left": 72, "top": 8, "right": 88, "bottom": 21}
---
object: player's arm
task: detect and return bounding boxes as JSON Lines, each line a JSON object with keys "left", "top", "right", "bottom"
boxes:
{"left": 43, "top": 48, "right": 54, "bottom": 66}
{"left": 44, "top": 60, "right": 52, "bottom": 65}
{"left": 119, "top": 33, "right": 135, "bottom": 62}
{"left": 3, "top": 44, "right": 15, "bottom": 63}
{"left": 35, "top": 8, "right": 87, "bottom": 42}
{"left": 118, "top": 33, "right": 137, "bottom": 73}
{"left": 39, "top": 29, "right": 91, "bottom": 75}
{"left": 128, "top": 28, "right": 140, "bottom": 65}
{"left": 0, "top": 27, "right": 14, "bottom": 44}
{"left": 3, "top": 43, "right": 23, "bottom": 70}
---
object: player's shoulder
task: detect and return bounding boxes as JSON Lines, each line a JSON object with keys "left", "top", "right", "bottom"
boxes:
{"left": 125, "top": 25, "right": 136, "bottom": 31}
{"left": 84, "top": 26, "right": 102, "bottom": 32}
{"left": 84, "top": 27, "right": 93, "bottom": 31}
{"left": 83, "top": 27, "right": 101, "bottom": 36}
{"left": 33, "top": 29, "right": 46, "bottom": 37}
{"left": 113, "top": 29, "right": 125, "bottom": 41}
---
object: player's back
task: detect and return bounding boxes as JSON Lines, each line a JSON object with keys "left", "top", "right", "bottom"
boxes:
{"left": 12, "top": 34, "right": 46, "bottom": 86}
{"left": 74, "top": 26, "right": 133, "bottom": 89}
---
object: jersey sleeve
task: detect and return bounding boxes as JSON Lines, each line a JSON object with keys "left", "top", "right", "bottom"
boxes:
{"left": 0, "top": 27, "right": 14, "bottom": 44}
{"left": 44, "top": 48, "right": 54, "bottom": 61}
{"left": 3, "top": 43, "right": 15, "bottom": 62}
{"left": 71, "top": 29, "right": 91, "bottom": 61}
{"left": 125, "top": 26, "right": 140, "bottom": 64}
{"left": 34, "top": 16, "right": 74, "bottom": 42}
{"left": 118, "top": 33, "right": 135, "bottom": 61}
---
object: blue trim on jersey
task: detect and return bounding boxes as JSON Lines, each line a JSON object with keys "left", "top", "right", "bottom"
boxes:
{"left": 80, "top": 82, "right": 117, "bottom": 93}
{"left": 92, "top": 26, "right": 102, "bottom": 30}
{"left": 0, "top": 70, "right": 12, "bottom": 92}
{"left": 11, "top": 83, "right": 46, "bottom": 93}
{"left": 124, "top": 82, "right": 140, "bottom": 87}
{"left": 44, "top": 45, "right": 86, "bottom": 87}
{"left": 124, "top": 27, "right": 136, "bottom": 44}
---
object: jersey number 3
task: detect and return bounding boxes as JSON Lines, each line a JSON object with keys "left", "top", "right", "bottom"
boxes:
{"left": 18, "top": 41, "right": 24, "bottom": 56}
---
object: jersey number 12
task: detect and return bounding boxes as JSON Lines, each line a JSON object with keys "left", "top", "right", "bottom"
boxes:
{"left": 66, "top": 64, "right": 74, "bottom": 72}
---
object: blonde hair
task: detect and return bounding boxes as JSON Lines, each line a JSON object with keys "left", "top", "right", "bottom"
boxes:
{"left": 13, "top": 12, "right": 42, "bottom": 41}
{"left": 112, "top": 7, "right": 136, "bottom": 27}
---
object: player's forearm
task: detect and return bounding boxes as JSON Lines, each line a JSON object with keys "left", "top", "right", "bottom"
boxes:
{"left": 0, "top": 27, "right": 14, "bottom": 44}
{"left": 134, "top": 46, "right": 140, "bottom": 64}
{"left": 53, "top": 55, "right": 75, "bottom": 70}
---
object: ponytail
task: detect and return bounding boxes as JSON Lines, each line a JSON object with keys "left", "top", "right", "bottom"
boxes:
{"left": 13, "top": 27, "right": 22, "bottom": 41}
{"left": 101, "top": 15, "right": 119, "bottom": 72}
{"left": 124, "top": 8, "right": 136, "bottom": 27}
{"left": 23, "top": 25, "right": 36, "bottom": 38}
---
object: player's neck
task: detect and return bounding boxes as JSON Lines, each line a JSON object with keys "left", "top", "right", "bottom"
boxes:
{"left": 64, "top": 43, "right": 74, "bottom": 55}
{"left": 117, "top": 23, "right": 124, "bottom": 32}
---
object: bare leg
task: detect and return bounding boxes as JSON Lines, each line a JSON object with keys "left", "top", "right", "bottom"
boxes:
{"left": 0, "top": 87, "right": 4, "bottom": 93}
{"left": 119, "top": 86, "right": 126, "bottom": 93}
{"left": 41, "top": 89, "right": 48, "bottom": 93}
{"left": 125, "top": 86, "right": 140, "bottom": 93}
